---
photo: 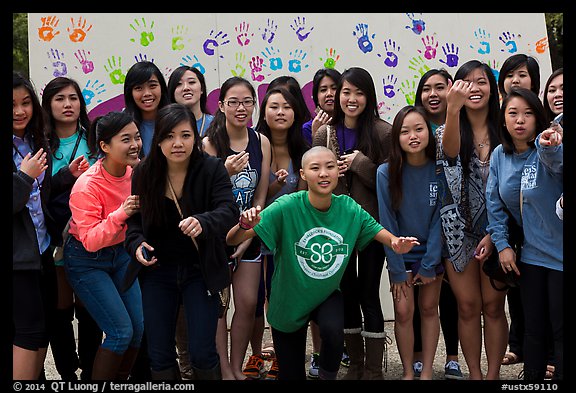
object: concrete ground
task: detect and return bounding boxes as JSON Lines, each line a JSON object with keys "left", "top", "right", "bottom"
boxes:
{"left": 42, "top": 314, "right": 525, "bottom": 381}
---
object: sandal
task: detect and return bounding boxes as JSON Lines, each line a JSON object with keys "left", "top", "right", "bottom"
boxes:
{"left": 502, "top": 352, "right": 522, "bottom": 365}
{"left": 545, "top": 365, "right": 555, "bottom": 379}
{"left": 261, "top": 344, "right": 276, "bottom": 360}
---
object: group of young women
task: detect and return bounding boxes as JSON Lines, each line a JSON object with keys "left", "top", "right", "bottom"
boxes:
{"left": 13, "top": 52, "right": 562, "bottom": 381}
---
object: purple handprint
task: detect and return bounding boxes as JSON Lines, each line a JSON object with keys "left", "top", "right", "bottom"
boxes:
{"left": 382, "top": 75, "right": 398, "bottom": 98}
{"left": 377, "top": 39, "right": 400, "bottom": 67}
{"left": 439, "top": 43, "right": 459, "bottom": 68}
{"left": 405, "top": 13, "right": 426, "bottom": 35}
{"left": 74, "top": 49, "right": 94, "bottom": 74}
{"left": 260, "top": 18, "right": 278, "bottom": 44}
{"left": 353, "top": 23, "right": 375, "bottom": 54}
{"left": 290, "top": 16, "right": 314, "bottom": 42}
{"left": 203, "top": 30, "right": 230, "bottom": 56}
{"left": 47, "top": 48, "right": 67, "bottom": 77}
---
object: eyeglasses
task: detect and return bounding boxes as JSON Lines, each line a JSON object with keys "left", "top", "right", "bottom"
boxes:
{"left": 223, "top": 99, "right": 256, "bottom": 108}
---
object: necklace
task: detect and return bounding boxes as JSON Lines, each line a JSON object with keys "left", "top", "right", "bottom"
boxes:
{"left": 476, "top": 136, "right": 489, "bottom": 148}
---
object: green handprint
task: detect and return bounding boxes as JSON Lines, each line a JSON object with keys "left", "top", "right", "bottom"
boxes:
{"left": 104, "top": 56, "right": 125, "bottom": 85}
{"left": 129, "top": 18, "right": 155, "bottom": 47}
{"left": 230, "top": 52, "right": 247, "bottom": 78}
{"left": 399, "top": 79, "right": 416, "bottom": 105}
{"left": 171, "top": 25, "right": 188, "bottom": 51}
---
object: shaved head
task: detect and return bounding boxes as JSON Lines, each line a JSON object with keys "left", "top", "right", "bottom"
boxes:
{"left": 301, "top": 146, "right": 337, "bottom": 168}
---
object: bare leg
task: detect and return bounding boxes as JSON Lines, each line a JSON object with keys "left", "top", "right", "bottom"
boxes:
{"left": 216, "top": 311, "right": 235, "bottom": 380}
{"left": 13, "top": 345, "right": 46, "bottom": 380}
{"left": 418, "top": 277, "right": 442, "bottom": 380}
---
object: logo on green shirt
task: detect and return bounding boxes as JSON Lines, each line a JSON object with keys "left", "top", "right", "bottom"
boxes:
{"left": 294, "top": 227, "right": 349, "bottom": 279}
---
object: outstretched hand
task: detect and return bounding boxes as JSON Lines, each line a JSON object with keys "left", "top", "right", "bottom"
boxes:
{"left": 391, "top": 236, "right": 419, "bottom": 254}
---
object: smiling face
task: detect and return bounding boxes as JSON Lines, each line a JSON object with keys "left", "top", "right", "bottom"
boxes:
{"left": 546, "top": 73, "right": 563, "bottom": 116}
{"left": 399, "top": 111, "right": 430, "bottom": 157}
{"left": 132, "top": 75, "right": 162, "bottom": 118}
{"left": 13, "top": 86, "right": 33, "bottom": 136}
{"left": 339, "top": 80, "right": 367, "bottom": 124}
{"left": 420, "top": 74, "right": 449, "bottom": 122}
{"left": 173, "top": 70, "right": 202, "bottom": 110}
{"left": 218, "top": 84, "right": 255, "bottom": 129}
{"left": 300, "top": 147, "right": 339, "bottom": 196}
{"left": 100, "top": 122, "right": 142, "bottom": 168}
{"left": 462, "top": 68, "right": 491, "bottom": 110}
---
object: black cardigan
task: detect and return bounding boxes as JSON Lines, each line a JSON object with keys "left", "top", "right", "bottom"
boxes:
{"left": 123, "top": 152, "right": 239, "bottom": 295}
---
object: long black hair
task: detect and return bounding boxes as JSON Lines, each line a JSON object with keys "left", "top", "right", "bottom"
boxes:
{"left": 13, "top": 71, "right": 49, "bottom": 153}
{"left": 167, "top": 65, "right": 209, "bottom": 114}
{"left": 388, "top": 105, "right": 435, "bottom": 210}
{"left": 135, "top": 103, "right": 202, "bottom": 227}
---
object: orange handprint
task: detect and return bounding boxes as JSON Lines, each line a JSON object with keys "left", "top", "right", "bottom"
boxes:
{"left": 38, "top": 15, "right": 60, "bottom": 42}
{"left": 67, "top": 17, "right": 93, "bottom": 43}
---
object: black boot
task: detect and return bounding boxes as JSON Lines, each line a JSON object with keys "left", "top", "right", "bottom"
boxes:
{"left": 91, "top": 347, "right": 123, "bottom": 380}
{"left": 192, "top": 363, "right": 222, "bottom": 380}
{"left": 75, "top": 303, "right": 103, "bottom": 380}
{"left": 523, "top": 368, "right": 546, "bottom": 380}
{"left": 151, "top": 366, "right": 182, "bottom": 380}
{"left": 50, "top": 306, "right": 80, "bottom": 380}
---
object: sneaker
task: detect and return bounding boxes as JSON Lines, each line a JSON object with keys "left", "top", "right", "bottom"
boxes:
{"left": 444, "top": 360, "right": 464, "bottom": 380}
{"left": 243, "top": 354, "right": 265, "bottom": 379}
{"left": 308, "top": 352, "right": 319, "bottom": 378}
{"left": 413, "top": 361, "right": 423, "bottom": 378}
{"left": 264, "top": 358, "right": 279, "bottom": 380}
{"left": 340, "top": 347, "right": 350, "bottom": 368}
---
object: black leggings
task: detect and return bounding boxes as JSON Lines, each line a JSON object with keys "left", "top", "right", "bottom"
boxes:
{"left": 340, "top": 240, "right": 385, "bottom": 332}
{"left": 271, "top": 290, "right": 344, "bottom": 380}
{"left": 519, "top": 263, "right": 563, "bottom": 378}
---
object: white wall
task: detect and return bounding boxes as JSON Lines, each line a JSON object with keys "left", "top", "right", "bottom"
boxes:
{"left": 29, "top": 13, "right": 552, "bottom": 122}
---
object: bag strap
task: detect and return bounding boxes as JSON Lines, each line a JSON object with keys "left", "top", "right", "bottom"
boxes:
{"left": 167, "top": 177, "right": 199, "bottom": 251}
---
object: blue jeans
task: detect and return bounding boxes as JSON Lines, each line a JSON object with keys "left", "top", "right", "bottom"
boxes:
{"left": 63, "top": 236, "right": 144, "bottom": 354}
{"left": 139, "top": 264, "right": 220, "bottom": 372}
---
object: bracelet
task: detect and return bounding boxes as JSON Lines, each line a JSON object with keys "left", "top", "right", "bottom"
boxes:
{"left": 238, "top": 217, "right": 253, "bottom": 230}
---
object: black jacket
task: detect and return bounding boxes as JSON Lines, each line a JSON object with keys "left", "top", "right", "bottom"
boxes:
{"left": 123, "top": 152, "right": 239, "bottom": 295}
{"left": 13, "top": 151, "right": 74, "bottom": 270}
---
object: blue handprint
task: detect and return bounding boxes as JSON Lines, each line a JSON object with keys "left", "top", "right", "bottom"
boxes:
{"left": 288, "top": 49, "right": 308, "bottom": 73}
{"left": 180, "top": 54, "right": 205, "bottom": 74}
{"left": 499, "top": 31, "right": 518, "bottom": 53}
{"left": 353, "top": 23, "right": 375, "bottom": 53}
{"left": 470, "top": 28, "right": 491, "bottom": 55}
{"left": 82, "top": 79, "right": 106, "bottom": 106}
{"left": 405, "top": 13, "right": 426, "bottom": 35}
{"left": 261, "top": 47, "right": 283, "bottom": 71}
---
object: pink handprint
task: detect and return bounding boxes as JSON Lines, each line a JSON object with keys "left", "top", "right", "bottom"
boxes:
{"left": 74, "top": 49, "right": 94, "bottom": 74}
{"left": 418, "top": 35, "right": 438, "bottom": 60}
{"left": 249, "top": 56, "right": 266, "bottom": 82}
{"left": 67, "top": 17, "right": 92, "bottom": 43}
{"left": 235, "top": 22, "right": 254, "bottom": 47}
{"left": 38, "top": 15, "right": 60, "bottom": 42}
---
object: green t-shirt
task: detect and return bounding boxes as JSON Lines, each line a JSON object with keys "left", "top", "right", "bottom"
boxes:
{"left": 253, "top": 190, "right": 383, "bottom": 332}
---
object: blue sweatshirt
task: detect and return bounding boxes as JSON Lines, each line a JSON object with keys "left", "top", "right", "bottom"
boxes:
{"left": 486, "top": 139, "right": 562, "bottom": 271}
{"left": 376, "top": 160, "right": 441, "bottom": 283}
